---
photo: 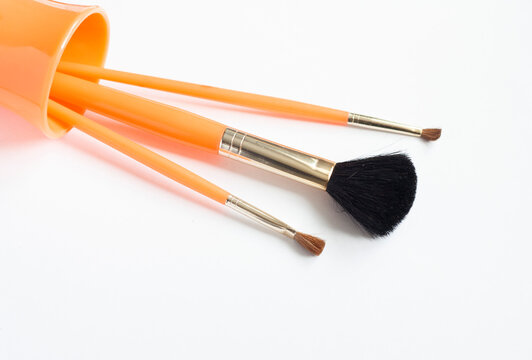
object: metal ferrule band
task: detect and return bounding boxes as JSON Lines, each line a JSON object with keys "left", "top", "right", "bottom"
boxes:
{"left": 347, "top": 113, "right": 422, "bottom": 137}
{"left": 225, "top": 195, "right": 296, "bottom": 238}
{"left": 219, "top": 128, "right": 335, "bottom": 190}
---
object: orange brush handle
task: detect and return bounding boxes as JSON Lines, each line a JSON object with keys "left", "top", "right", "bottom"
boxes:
{"left": 47, "top": 100, "right": 230, "bottom": 204}
{"left": 58, "top": 62, "right": 350, "bottom": 125}
{"left": 51, "top": 72, "right": 227, "bottom": 152}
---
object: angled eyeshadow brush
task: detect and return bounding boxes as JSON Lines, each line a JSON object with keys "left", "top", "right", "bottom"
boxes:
{"left": 47, "top": 100, "right": 325, "bottom": 255}
{"left": 58, "top": 62, "right": 441, "bottom": 141}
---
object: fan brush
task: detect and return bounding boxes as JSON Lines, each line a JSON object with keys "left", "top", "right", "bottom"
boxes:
{"left": 326, "top": 153, "right": 417, "bottom": 236}
{"left": 51, "top": 72, "right": 418, "bottom": 236}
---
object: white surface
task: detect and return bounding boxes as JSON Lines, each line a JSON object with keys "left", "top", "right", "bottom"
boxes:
{"left": 1, "top": 0, "right": 531, "bottom": 359}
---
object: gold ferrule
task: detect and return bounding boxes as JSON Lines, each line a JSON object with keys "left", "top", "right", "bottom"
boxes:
{"left": 219, "top": 128, "right": 335, "bottom": 190}
{"left": 347, "top": 112, "right": 422, "bottom": 137}
{"left": 225, "top": 195, "right": 296, "bottom": 238}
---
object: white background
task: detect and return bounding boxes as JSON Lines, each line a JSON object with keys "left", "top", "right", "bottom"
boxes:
{"left": 1, "top": 0, "right": 531, "bottom": 359}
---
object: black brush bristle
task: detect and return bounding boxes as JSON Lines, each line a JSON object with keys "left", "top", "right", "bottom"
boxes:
{"left": 326, "top": 153, "right": 417, "bottom": 237}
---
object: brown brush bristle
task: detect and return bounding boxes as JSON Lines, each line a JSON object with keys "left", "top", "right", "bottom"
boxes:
{"left": 294, "top": 233, "right": 325, "bottom": 255}
{"left": 421, "top": 128, "right": 442, "bottom": 141}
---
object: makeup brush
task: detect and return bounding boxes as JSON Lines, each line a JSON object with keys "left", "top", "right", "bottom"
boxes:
{"left": 57, "top": 61, "right": 441, "bottom": 141}
{"left": 47, "top": 100, "right": 325, "bottom": 255}
{"left": 51, "top": 73, "right": 417, "bottom": 236}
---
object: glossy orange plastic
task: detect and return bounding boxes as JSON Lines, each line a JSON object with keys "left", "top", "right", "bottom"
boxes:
{"left": 58, "top": 62, "right": 351, "bottom": 125}
{"left": 0, "top": 0, "right": 109, "bottom": 138}
{"left": 51, "top": 72, "right": 227, "bottom": 152}
{"left": 47, "top": 100, "right": 230, "bottom": 204}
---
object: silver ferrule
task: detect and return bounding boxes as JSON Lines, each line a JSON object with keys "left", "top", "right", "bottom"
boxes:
{"left": 219, "top": 128, "right": 335, "bottom": 190}
{"left": 225, "top": 195, "right": 296, "bottom": 238}
{"left": 347, "top": 112, "right": 422, "bottom": 137}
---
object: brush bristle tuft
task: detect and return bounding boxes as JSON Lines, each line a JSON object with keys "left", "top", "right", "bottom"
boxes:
{"left": 326, "top": 153, "right": 417, "bottom": 237}
{"left": 421, "top": 128, "right": 441, "bottom": 141}
{"left": 294, "top": 233, "right": 325, "bottom": 255}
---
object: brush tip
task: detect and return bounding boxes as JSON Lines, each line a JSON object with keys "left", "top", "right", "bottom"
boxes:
{"left": 326, "top": 153, "right": 417, "bottom": 237}
{"left": 421, "top": 128, "right": 442, "bottom": 141}
{"left": 294, "top": 232, "right": 325, "bottom": 255}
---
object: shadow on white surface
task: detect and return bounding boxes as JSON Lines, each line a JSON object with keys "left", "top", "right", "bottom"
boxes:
{"left": 60, "top": 128, "right": 221, "bottom": 214}
{"left": 0, "top": 106, "right": 47, "bottom": 147}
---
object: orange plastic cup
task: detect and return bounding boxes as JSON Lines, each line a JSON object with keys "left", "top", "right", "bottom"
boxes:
{"left": 0, "top": 0, "right": 109, "bottom": 138}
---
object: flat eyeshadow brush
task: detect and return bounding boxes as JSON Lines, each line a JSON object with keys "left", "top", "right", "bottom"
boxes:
{"left": 47, "top": 100, "right": 325, "bottom": 255}
{"left": 58, "top": 62, "right": 441, "bottom": 141}
{"left": 51, "top": 73, "right": 417, "bottom": 237}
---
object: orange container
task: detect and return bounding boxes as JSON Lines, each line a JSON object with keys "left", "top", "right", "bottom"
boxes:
{"left": 0, "top": 0, "right": 109, "bottom": 138}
